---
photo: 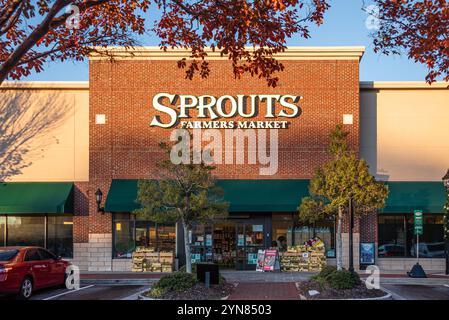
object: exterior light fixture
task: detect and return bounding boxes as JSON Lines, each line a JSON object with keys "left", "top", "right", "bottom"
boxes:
{"left": 95, "top": 188, "right": 105, "bottom": 214}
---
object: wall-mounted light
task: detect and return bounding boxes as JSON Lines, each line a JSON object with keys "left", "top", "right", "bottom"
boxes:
{"left": 95, "top": 188, "right": 105, "bottom": 214}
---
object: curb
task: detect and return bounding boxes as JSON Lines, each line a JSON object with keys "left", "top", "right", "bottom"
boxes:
{"left": 138, "top": 294, "right": 157, "bottom": 300}
{"left": 295, "top": 282, "right": 393, "bottom": 300}
{"left": 81, "top": 279, "right": 159, "bottom": 286}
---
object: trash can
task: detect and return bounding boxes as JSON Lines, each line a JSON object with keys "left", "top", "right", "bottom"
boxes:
{"left": 196, "top": 263, "right": 219, "bottom": 285}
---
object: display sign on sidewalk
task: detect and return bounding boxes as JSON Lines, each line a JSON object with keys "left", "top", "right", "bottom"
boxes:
{"left": 360, "top": 242, "right": 375, "bottom": 267}
{"left": 414, "top": 210, "right": 424, "bottom": 236}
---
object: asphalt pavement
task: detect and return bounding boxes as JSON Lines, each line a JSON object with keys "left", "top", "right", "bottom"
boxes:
{"left": 0, "top": 285, "right": 150, "bottom": 300}
{"left": 382, "top": 284, "right": 449, "bottom": 300}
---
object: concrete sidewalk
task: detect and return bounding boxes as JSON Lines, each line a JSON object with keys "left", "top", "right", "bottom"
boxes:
{"left": 79, "top": 270, "right": 449, "bottom": 286}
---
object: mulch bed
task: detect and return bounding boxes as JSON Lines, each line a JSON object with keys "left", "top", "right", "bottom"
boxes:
{"left": 146, "top": 282, "right": 235, "bottom": 300}
{"left": 297, "top": 280, "right": 387, "bottom": 300}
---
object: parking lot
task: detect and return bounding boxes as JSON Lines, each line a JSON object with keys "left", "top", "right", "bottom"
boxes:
{"left": 0, "top": 285, "right": 150, "bottom": 300}
{"left": 382, "top": 284, "right": 449, "bottom": 300}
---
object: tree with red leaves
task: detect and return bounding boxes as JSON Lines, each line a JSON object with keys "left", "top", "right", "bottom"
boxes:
{"left": 370, "top": 0, "right": 449, "bottom": 83}
{"left": 0, "top": 0, "right": 329, "bottom": 86}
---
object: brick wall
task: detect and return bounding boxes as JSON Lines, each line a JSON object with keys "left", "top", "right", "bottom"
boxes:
{"left": 76, "top": 56, "right": 361, "bottom": 269}
{"left": 88, "top": 58, "right": 360, "bottom": 181}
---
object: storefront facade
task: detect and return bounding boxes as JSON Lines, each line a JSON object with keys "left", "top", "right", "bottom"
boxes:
{"left": 1, "top": 47, "right": 448, "bottom": 272}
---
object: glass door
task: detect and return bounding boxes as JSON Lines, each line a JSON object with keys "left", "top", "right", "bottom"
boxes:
{"left": 236, "top": 223, "right": 264, "bottom": 270}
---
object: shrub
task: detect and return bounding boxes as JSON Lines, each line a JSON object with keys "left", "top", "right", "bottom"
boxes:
{"left": 327, "top": 270, "right": 360, "bottom": 290}
{"left": 153, "top": 271, "right": 198, "bottom": 293}
{"left": 147, "top": 286, "right": 167, "bottom": 298}
{"left": 317, "top": 266, "right": 338, "bottom": 280}
{"left": 178, "top": 264, "right": 198, "bottom": 274}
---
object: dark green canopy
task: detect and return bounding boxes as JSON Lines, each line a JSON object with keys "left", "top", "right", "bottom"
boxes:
{"left": 0, "top": 182, "right": 74, "bottom": 214}
{"left": 104, "top": 179, "right": 310, "bottom": 213}
{"left": 104, "top": 179, "right": 446, "bottom": 215}
{"left": 381, "top": 182, "right": 446, "bottom": 214}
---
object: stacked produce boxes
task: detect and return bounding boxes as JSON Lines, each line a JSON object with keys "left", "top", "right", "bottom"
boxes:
{"left": 280, "top": 238, "right": 326, "bottom": 272}
{"left": 132, "top": 247, "right": 174, "bottom": 272}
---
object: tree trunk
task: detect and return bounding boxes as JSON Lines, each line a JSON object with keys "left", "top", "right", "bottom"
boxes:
{"left": 337, "top": 206, "right": 343, "bottom": 270}
{"left": 182, "top": 220, "right": 192, "bottom": 274}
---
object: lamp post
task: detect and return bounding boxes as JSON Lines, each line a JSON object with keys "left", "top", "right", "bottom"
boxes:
{"left": 442, "top": 169, "right": 449, "bottom": 275}
{"left": 95, "top": 188, "right": 105, "bottom": 213}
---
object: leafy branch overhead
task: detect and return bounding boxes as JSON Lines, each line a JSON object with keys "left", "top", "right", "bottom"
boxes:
{"left": 370, "top": 0, "right": 449, "bottom": 83}
{"left": 0, "top": 0, "right": 330, "bottom": 86}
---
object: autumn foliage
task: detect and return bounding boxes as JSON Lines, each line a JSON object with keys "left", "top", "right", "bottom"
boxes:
{"left": 0, "top": 0, "right": 330, "bottom": 86}
{"left": 372, "top": 0, "right": 449, "bottom": 82}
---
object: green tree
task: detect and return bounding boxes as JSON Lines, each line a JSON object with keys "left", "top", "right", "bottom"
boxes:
{"left": 134, "top": 141, "right": 229, "bottom": 273}
{"left": 299, "top": 125, "right": 389, "bottom": 270}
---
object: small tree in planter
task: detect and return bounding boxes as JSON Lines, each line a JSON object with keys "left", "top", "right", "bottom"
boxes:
{"left": 135, "top": 140, "right": 229, "bottom": 274}
{"left": 298, "top": 125, "right": 389, "bottom": 270}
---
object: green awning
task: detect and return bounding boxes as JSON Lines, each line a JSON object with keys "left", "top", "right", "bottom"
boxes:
{"left": 380, "top": 182, "right": 446, "bottom": 214}
{"left": 217, "top": 180, "right": 310, "bottom": 212}
{"left": 105, "top": 179, "right": 141, "bottom": 212}
{"left": 104, "top": 179, "right": 310, "bottom": 213}
{"left": 0, "top": 182, "right": 74, "bottom": 214}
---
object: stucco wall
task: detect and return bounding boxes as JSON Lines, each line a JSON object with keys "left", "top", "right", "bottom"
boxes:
{"left": 360, "top": 83, "right": 449, "bottom": 181}
{"left": 0, "top": 83, "right": 89, "bottom": 182}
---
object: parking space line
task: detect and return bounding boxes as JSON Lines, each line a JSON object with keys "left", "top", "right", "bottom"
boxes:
{"left": 380, "top": 286, "right": 407, "bottom": 300}
{"left": 121, "top": 286, "right": 152, "bottom": 300}
{"left": 42, "top": 285, "right": 95, "bottom": 300}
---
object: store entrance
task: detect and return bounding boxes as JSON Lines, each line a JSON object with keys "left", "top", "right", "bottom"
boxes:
{"left": 235, "top": 222, "right": 265, "bottom": 270}
{"left": 189, "top": 215, "right": 270, "bottom": 270}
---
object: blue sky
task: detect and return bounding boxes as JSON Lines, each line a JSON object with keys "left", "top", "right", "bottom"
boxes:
{"left": 23, "top": 0, "right": 430, "bottom": 82}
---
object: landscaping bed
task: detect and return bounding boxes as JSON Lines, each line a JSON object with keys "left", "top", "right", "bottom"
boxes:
{"left": 143, "top": 271, "right": 235, "bottom": 300}
{"left": 297, "top": 266, "right": 387, "bottom": 300}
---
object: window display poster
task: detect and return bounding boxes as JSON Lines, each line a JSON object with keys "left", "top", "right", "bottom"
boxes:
{"left": 247, "top": 253, "right": 258, "bottom": 265}
{"left": 205, "top": 234, "right": 212, "bottom": 246}
{"left": 263, "top": 249, "right": 278, "bottom": 271}
{"left": 360, "top": 242, "right": 375, "bottom": 265}
{"left": 256, "top": 250, "right": 265, "bottom": 272}
{"left": 191, "top": 253, "right": 201, "bottom": 264}
{"left": 253, "top": 225, "right": 263, "bottom": 232}
{"left": 237, "top": 234, "right": 244, "bottom": 246}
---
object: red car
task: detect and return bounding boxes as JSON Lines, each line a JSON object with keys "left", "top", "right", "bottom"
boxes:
{"left": 0, "top": 246, "right": 71, "bottom": 299}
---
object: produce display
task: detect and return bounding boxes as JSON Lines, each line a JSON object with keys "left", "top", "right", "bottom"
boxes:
{"left": 132, "top": 247, "right": 174, "bottom": 272}
{"left": 280, "top": 237, "right": 326, "bottom": 272}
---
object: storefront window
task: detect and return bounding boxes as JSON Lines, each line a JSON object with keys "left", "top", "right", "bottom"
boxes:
{"left": 212, "top": 222, "right": 236, "bottom": 268}
{"left": 113, "top": 214, "right": 176, "bottom": 258}
{"left": 272, "top": 214, "right": 293, "bottom": 252}
{"left": 47, "top": 216, "right": 73, "bottom": 258}
{"left": 0, "top": 216, "right": 5, "bottom": 246}
{"left": 156, "top": 225, "right": 176, "bottom": 252}
{"left": 190, "top": 224, "right": 213, "bottom": 263}
{"left": 378, "top": 215, "right": 444, "bottom": 258}
{"left": 406, "top": 215, "right": 444, "bottom": 258}
{"left": 113, "top": 214, "right": 135, "bottom": 258}
{"left": 315, "top": 220, "right": 336, "bottom": 258}
{"left": 289, "top": 219, "right": 336, "bottom": 258}
{"left": 378, "top": 215, "right": 406, "bottom": 257}
{"left": 7, "top": 216, "right": 45, "bottom": 247}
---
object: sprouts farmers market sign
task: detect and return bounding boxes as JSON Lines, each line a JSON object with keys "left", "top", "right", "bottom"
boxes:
{"left": 150, "top": 93, "right": 303, "bottom": 129}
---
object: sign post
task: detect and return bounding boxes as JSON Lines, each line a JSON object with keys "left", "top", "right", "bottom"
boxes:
{"left": 414, "top": 210, "right": 423, "bottom": 262}
{"left": 408, "top": 210, "right": 427, "bottom": 278}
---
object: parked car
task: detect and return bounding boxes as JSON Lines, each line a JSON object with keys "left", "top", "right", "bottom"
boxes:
{"left": 410, "top": 242, "right": 446, "bottom": 258}
{"left": 0, "top": 246, "right": 71, "bottom": 299}
{"left": 378, "top": 244, "right": 406, "bottom": 257}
